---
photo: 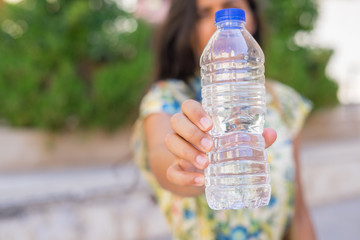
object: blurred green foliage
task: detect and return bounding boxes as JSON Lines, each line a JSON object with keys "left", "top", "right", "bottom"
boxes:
{"left": 263, "top": 0, "right": 338, "bottom": 108}
{"left": 0, "top": 0, "right": 151, "bottom": 130}
{"left": 0, "top": 0, "right": 337, "bottom": 130}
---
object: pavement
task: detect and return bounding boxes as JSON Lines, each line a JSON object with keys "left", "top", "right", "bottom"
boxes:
{"left": 301, "top": 104, "right": 360, "bottom": 240}
{"left": 0, "top": 104, "right": 359, "bottom": 240}
{"left": 311, "top": 196, "right": 360, "bottom": 240}
{"left": 0, "top": 164, "right": 171, "bottom": 240}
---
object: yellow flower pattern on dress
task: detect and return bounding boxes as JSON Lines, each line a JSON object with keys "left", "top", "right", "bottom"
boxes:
{"left": 133, "top": 77, "right": 312, "bottom": 240}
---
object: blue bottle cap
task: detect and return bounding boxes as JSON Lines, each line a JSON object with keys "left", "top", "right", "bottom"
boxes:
{"left": 215, "top": 8, "right": 246, "bottom": 24}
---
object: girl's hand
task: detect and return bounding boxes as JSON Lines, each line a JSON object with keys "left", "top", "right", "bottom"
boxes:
{"left": 165, "top": 99, "right": 277, "bottom": 187}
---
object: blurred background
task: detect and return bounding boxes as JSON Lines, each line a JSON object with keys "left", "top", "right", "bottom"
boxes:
{"left": 0, "top": 0, "right": 359, "bottom": 239}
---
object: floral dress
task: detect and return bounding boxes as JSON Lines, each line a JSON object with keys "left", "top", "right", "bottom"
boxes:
{"left": 132, "top": 77, "right": 312, "bottom": 240}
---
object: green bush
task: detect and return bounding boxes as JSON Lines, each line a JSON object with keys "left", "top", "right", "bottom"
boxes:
{"left": 0, "top": 0, "right": 337, "bottom": 131}
{"left": 263, "top": 0, "right": 338, "bottom": 109}
{"left": 0, "top": 0, "right": 151, "bottom": 130}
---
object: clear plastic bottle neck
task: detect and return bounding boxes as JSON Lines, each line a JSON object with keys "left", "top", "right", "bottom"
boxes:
{"left": 215, "top": 20, "right": 246, "bottom": 29}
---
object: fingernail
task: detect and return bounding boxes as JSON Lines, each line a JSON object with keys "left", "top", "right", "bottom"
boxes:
{"left": 196, "top": 155, "right": 208, "bottom": 167}
{"left": 201, "top": 137, "right": 213, "bottom": 151}
{"left": 200, "top": 117, "right": 212, "bottom": 130}
{"left": 194, "top": 176, "right": 204, "bottom": 185}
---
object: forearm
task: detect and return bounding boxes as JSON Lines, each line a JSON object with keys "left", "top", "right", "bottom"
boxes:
{"left": 293, "top": 176, "right": 316, "bottom": 240}
{"left": 293, "top": 134, "right": 316, "bottom": 240}
{"left": 293, "top": 204, "right": 316, "bottom": 240}
{"left": 149, "top": 146, "right": 205, "bottom": 197}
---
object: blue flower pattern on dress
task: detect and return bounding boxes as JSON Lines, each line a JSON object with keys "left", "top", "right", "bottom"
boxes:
{"left": 268, "top": 196, "right": 277, "bottom": 207}
{"left": 184, "top": 209, "right": 195, "bottom": 219}
{"left": 163, "top": 98, "right": 180, "bottom": 114}
{"left": 231, "top": 226, "right": 248, "bottom": 239}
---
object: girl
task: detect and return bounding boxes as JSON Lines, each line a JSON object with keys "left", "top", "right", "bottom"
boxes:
{"left": 134, "top": 0, "right": 316, "bottom": 239}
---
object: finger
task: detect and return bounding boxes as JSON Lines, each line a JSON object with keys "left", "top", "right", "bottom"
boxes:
{"left": 167, "top": 161, "right": 205, "bottom": 186}
{"left": 177, "top": 158, "right": 196, "bottom": 172}
{"left": 177, "top": 158, "right": 204, "bottom": 173}
{"left": 170, "top": 113, "right": 213, "bottom": 152}
{"left": 165, "top": 132, "right": 209, "bottom": 170}
{"left": 181, "top": 99, "right": 213, "bottom": 132}
{"left": 263, "top": 128, "right": 277, "bottom": 148}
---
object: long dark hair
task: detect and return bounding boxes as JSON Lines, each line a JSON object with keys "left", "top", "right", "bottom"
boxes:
{"left": 154, "top": 0, "right": 263, "bottom": 82}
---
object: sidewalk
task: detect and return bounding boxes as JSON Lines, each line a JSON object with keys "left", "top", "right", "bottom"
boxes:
{"left": 301, "top": 104, "right": 360, "bottom": 240}
{"left": 0, "top": 104, "right": 359, "bottom": 240}
{"left": 0, "top": 165, "right": 171, "bottom": 240}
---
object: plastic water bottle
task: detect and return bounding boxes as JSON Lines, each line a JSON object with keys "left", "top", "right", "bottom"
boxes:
{"left": 201, "top": 8, "right": 270, "bottom": 210}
